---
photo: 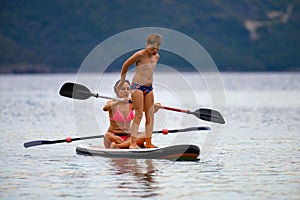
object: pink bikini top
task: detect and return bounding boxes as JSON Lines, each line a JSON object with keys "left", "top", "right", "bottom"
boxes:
{"left": 110, "top": 108, "right": 134, "bottom": 128}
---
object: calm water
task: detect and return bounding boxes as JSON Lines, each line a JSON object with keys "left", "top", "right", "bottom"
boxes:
{"left": 0, "top": 72, "right": 299, "bottom": 199}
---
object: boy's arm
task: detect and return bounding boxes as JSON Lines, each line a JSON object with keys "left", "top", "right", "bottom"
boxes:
{"left": 119, "top": 52, "right": 141, "bottom": 84}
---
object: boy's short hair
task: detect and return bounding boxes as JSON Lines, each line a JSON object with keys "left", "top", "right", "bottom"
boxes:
{"left": 146, "top": 33, "right": 162, "bottom": 47}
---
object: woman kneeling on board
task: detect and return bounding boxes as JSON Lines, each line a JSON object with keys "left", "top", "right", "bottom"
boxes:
{"left": 103, "top": 80, "right": 160, "bottom": 149}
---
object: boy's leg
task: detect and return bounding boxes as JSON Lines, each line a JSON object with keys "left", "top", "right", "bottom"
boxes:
{"left": 144, "top": 91, "right": 157, "bottom": 148}
{"left": 130, "top": 90, "right": 144, "bottom": 149}
{"left": 136, "top": 132, "right": 146, "bottom": 148}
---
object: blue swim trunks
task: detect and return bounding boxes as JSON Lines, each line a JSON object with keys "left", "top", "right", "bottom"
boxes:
{"left": 130, "top": 83, "right": 153, "bottom": 95}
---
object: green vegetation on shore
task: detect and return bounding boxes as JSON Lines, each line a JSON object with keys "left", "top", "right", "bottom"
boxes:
{"left": 1, "top": 0, "right": 299, "bottom": 73}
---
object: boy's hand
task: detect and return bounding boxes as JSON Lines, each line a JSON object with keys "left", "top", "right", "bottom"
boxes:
{"left": 116, "top": 81, "right": 123, "bottom": 92}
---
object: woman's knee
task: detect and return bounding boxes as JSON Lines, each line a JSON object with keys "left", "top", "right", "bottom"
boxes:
{"left": 104, "top": 134, "right": 111, "bottom": 148}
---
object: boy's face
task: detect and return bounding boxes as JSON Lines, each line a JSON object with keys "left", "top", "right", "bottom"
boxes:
{"left": 146, "top": 44, "right": 160, "bottom": 55}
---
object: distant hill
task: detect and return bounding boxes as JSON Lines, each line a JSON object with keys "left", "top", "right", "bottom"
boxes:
{"left": 0, "top": 0, "right": 299, "bottom": 73}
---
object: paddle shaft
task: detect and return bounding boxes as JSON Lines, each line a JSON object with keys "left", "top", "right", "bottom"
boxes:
{"left": 95, "top": 95, "right": 189, "bottom": 114}
{"left": 23, "top": 126, "right": 210, "bottom": 148}
{"left": 96, "top": 95, "right": 190, "bottom": 113}
{"left": 94, "top": 95, "right": 214, "bottom": 122}
{"left": 159, "top": 105, "right": 189, "bottom": 114}
{"left": 94, "top": 94, "right": 192, "bottom": 114}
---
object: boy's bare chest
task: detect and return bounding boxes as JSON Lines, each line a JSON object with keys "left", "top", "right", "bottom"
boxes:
{"left": 138, "top": 54, "right": 158, "bottom": 65}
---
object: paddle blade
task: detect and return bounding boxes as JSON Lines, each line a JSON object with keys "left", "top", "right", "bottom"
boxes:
{"left": 192, "top": 108, "right": 225, "bottom": 124}
{"left": 24, "top": 140, "right": 51, "bottom": 148}
{"left": 59, "top": 82, "right": 94, "bottom": 100}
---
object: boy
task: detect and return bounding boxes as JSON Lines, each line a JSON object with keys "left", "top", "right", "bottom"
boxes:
{"left": 117, "top": 33, "right": 162, "bottom": 149}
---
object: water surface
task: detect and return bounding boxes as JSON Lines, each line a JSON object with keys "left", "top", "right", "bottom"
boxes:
{"left": 0, "top": 72, "right": 299, "bottom": 199}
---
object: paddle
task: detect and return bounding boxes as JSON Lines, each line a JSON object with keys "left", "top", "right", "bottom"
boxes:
{"left": 59, "top": 82, "right": 225, "bottom": 124}
{"left": 23, "top": 126, "right": 210, "bottom": 148}
{"left": 159, "top": 106, "right": 225, "bottom": 124}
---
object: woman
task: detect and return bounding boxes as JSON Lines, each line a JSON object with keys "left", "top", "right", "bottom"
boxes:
{"left": 103, "top": 80, "right": 160, "bottom": 149}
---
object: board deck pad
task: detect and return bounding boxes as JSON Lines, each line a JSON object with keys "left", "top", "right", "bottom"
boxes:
{"left": 76, "top": 144, "right": 200, "bottom": 161}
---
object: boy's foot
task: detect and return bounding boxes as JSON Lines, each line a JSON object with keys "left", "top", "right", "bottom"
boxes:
{"left": 145, "top": 143, "right": 158, "bottom": 148}
{"left": 129, "top": 143, "right": 141, "bottom": 149}
{"left": 145, "top": 137, "right": 157, "bottom": 148}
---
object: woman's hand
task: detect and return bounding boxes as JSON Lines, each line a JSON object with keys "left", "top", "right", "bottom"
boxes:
{"left": 121, "top": 97, "right": 131, "bottom": 104}
{"left": 154, "top": 102, "right": 161, "bottom": 113}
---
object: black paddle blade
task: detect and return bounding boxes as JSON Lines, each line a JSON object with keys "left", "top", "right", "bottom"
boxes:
{"left": 192, "top": 108, "right": 225, "bottom": 124}
{"left": 24, "top": 140, "right": 43, "bottom": 148}
{"left": 59, "top": 82, "right": 94, "bottom": 100}
{"left": 24, "top": 140, "right": 54, "bottom": 148}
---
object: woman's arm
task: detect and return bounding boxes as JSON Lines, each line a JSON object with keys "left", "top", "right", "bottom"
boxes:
{"left": 103, "top": 100, "right": 121, "bottom": 111}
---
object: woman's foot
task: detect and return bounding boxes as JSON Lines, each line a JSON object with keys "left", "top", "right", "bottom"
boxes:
{"left": 129, "top": 143, "right": 141, "bottom": 149}
{"left": 110, "top": 142, "right": 119, "bottom": 149}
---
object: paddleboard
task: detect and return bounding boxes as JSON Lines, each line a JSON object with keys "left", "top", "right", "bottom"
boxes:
{"left": 76, "top": 144, "right": 200, "bottom": 161}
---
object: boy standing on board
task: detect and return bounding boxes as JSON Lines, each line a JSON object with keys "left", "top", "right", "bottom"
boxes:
{"left": 117, "top": 33, "right": 162, "bottom": 149}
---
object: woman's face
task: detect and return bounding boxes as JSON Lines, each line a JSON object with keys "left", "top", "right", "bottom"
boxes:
{"left": 117, "top": 82, "right": 130, "bottom": 98}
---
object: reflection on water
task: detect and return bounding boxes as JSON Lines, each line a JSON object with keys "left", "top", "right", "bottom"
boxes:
{"left": 109, "top": 159, "right": 159, "bottom": 198}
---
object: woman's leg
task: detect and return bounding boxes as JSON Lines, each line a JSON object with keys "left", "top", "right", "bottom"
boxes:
{"left": 104, "top": 133, "right": 111, "bottom": 148}
{"left": 130, "top": 90, "right": 144, "bottom": 149}
{"left": 144, "top": 91, "right": 157, "bottom": 148}
{"left": 104, "top": 132, "right": 125, "bottom": 148}
{"left": 111, "top": 140, "right": 131, "bottom": 149}
{"left": 111, "top": 136, "right": 145, "bottom": 149}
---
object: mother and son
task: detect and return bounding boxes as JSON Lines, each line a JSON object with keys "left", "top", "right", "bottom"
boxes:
{"left": 103, "top": 33, "right": 162, "bottom": 149}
